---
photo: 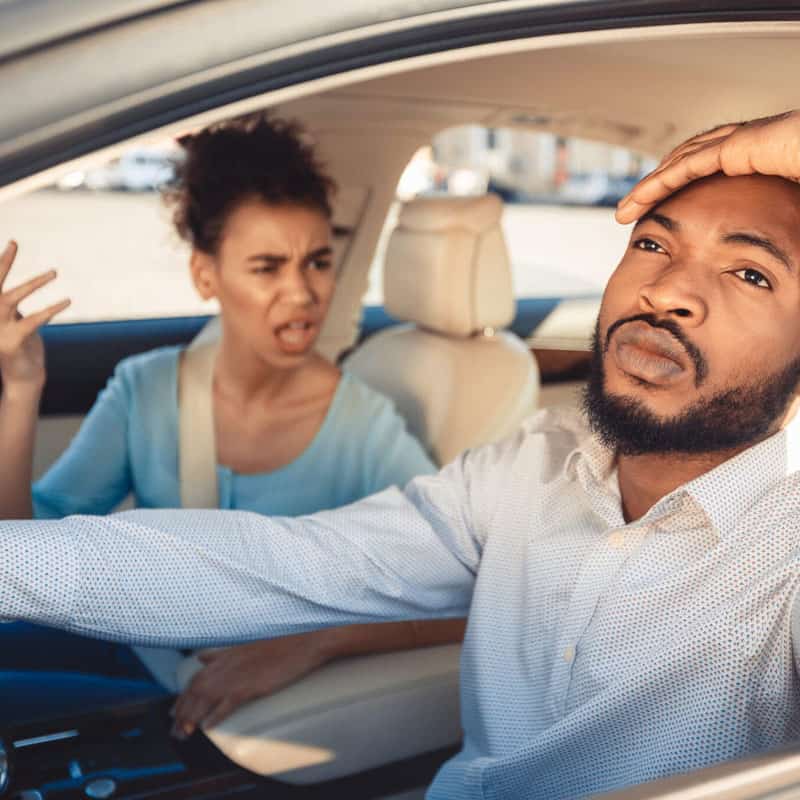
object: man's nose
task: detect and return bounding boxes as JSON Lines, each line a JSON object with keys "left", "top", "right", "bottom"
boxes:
{"left": 638, "top": 260, "right": 708, "bottom": 325}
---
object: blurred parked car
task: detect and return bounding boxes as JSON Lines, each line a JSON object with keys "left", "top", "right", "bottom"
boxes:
{"left": 55, "top": 148, "right": 178, "bottom": 192}
{"left": 488, "top": 172, "right": 645, "bottom": 207}
{"left": 556, "top": 171, "right": 643, "bottom": 207}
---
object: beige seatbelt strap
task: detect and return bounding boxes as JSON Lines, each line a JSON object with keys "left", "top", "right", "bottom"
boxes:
{"left": 178, "top": 339, "right": 219, "bottom": 508}
{"left": 136, "top": 336, "right": 220, "bottom": 688}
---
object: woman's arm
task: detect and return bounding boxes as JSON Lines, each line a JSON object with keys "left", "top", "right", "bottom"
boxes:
{"left": 0, "top": 384, "right": 42, "bottom": 519}
{"left": 0, "top": 241, "right": 70, "bottom": 519}
{"left": 321, "top": 617, "right": 467, "bottom": 658}
{"left": 356, "top": 384, "right": 438, "bottom": 496}
{"left": 171, "top": 617, "right": 467, "bottom": 736}
{"left": 0, "top": 240, "right": 140, "bottom": 520}
{"left": 31, "top": 355, "right": 141, "bottom": 518}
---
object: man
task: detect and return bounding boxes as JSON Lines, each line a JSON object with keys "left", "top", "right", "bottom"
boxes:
{"left": 3, "top": 111, "right": 800, "bottom": 799}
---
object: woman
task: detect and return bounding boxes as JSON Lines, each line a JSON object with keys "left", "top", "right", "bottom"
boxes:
{"left": 0, "top": 114, "right": 465, "bottom": 734}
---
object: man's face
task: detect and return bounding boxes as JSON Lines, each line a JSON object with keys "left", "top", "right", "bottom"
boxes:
{"left": 586, "top": 173, "right": 800, "bottom": 455}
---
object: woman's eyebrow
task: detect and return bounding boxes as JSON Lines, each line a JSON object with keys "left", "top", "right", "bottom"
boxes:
{"left": 723, "top": 231, "right": 796, "bottom": 275}
{"left": 247, "top": 253, "right": 287, "bottom": 262}
{"left": 307, "top": 246, "right": 333, "bottom": 259}
{"left": 247, "top": 247, "right": 333, "bottom": 262}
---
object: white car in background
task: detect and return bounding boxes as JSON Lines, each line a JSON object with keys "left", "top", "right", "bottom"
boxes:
{"left": 56, "top": 148, "right": 177, "bottom": 192}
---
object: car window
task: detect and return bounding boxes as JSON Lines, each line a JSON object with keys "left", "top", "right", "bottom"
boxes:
{"left": 365, "top": 127, "right": 657, "bottom": 308}
{"left": 0, "top": 138, "right": 219, "bottom": 324}
{"left": 0, "top": 135, "right": 362, "bottom": 326}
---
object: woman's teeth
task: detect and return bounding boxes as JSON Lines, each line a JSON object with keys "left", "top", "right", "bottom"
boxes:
{"left": 277, "top": 321, "right": 312, "bottom": 346}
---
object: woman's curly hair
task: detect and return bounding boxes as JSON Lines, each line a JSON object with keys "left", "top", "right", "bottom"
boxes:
{"left": 166, "top": 113, "right": 336, "bottom": 254}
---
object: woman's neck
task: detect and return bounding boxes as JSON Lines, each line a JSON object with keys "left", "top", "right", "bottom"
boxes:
{"left": 213, "top": 335, "right": 306, "bottom": 408}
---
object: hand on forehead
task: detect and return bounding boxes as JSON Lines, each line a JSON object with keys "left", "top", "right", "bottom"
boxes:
{"left": 615, "top": 109, "right": 800, "bottom": 224}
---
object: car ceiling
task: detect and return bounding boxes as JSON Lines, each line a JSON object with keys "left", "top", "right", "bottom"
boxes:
{"left": 279, "top": 25, "right": 800, "bottom": 159}
{"left": 2, "top": 1, "right": 800, "bottom": 192}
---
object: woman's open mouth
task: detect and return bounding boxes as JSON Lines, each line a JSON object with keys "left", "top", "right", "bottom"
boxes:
{"left": 275, "top": 320, "right": 317, "bottom": 353}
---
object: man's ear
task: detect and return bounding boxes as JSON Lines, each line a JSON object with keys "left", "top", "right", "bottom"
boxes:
{"left": 190, "top": 250, "right": 218, "bottom": 300}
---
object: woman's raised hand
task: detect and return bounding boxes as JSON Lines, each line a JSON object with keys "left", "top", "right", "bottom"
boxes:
{"left": 0, "top": 241, "right": 70, "bottom": 391}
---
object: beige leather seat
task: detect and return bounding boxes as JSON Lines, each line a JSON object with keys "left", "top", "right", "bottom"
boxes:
{"left": 345, "top": 193, "right": 539, "bottom": 465}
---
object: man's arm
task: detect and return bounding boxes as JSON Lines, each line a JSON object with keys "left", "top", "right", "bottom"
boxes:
{"left": 0, "top": 461, "right": 486, "bottom": 648}
{"left": 616, "top": 109, "right": 800, "bottom": 223}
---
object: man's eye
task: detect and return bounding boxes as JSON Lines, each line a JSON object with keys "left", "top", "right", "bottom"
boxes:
{"left": 733, "top": 267, "right": 771, "bottom": 290}
{"left": 252, "top": 265, "right": 278, "bottom": 274}
{"left": 310, "top": 258, "right": 332, "bottom": 271}
{"left": 632, "top": 238, "right": 667, "bottom": 254}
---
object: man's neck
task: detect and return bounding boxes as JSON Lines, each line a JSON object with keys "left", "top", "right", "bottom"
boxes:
{"left": 616, "top": 449, "right": 744, "bottom": 523}
{"left": 615, "top": 397, "right": 800, "bottom": 523}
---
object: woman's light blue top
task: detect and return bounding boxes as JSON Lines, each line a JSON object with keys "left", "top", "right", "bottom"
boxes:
{"left": 33, "top": 346, "right": 435, "bottom": 518}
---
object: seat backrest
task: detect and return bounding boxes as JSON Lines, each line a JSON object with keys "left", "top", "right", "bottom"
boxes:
{"left": 345, "top": 194, "right": 539, "bottom": 465}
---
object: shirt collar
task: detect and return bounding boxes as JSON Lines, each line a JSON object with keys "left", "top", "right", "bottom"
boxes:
{"left": 564, "top": 411, "right": 800, "bottom": 540}
{"left": 684, "top": 414, "right": 800, "bottom": 539}
{"left": 564, "top": 419, "right": 614, "bottom": 487}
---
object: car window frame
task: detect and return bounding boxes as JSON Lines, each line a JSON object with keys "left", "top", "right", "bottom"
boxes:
{"left": 3, "top": 1, "right": 800, "bottom": 191}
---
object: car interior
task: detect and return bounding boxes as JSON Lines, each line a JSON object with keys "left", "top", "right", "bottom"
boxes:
{"left": 5, "top": 4, "right": 800, "bottom": 799}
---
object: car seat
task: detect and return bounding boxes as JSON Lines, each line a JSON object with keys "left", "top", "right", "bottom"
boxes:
{"left": 344, "top": 193, "right": 539, "bottom": 465}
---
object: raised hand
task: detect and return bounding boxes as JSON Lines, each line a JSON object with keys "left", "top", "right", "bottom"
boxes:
{"left": 0, "top": 241, "right": 70, "bottom": 390}
{"left": 616, "top": 109, "right": 800, "bottom": 224}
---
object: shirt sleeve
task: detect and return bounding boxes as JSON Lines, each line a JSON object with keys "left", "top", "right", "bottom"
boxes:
{"left": 0, "top": 454, "right": 486, "bottom": 648}
{"left": 32, "top": 361, "right": 135, "bottom": 518}
{"left": 360, "top": 395, "right": 437, "bottom": 495}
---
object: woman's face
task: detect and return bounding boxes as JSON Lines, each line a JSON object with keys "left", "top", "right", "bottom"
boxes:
{"left": 191, "top": 198, "right": 335, "bottom": 370}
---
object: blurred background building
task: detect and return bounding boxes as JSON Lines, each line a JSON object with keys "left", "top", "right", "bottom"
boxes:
{"left": 400, "top": 126, "right": 657, "bottom": 206}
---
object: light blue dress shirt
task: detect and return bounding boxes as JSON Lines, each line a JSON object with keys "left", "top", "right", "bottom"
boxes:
{"left": 6, "top": 407, "right": 800, "bottom": 798}
{"left": 31, "top": 346, "right": 435, "bottom": 518}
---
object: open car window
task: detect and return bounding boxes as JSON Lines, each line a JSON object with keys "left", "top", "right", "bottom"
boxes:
{"left": 367, "top": 127, "right": 656, "bottom": 300}
{"left": 0, "top": 142, "right": 361, "bottom": 326}
{"left": 0, "top": 138, "right": 211, "bottom": 324}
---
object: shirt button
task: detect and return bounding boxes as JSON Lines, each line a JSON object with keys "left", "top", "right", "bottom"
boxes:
{"left": 608, "top": 531, "right": 625, "bottom": 548}
{"left": 563, "top": 645, "right": 576, "bottom": 663}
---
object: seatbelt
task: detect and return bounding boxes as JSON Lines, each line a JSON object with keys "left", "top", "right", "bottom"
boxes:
{"left": 178, "top": 339, "right": 219, "bottom": 508}
{"left": 134, "top": 336, "right": 220, "bottom": 691}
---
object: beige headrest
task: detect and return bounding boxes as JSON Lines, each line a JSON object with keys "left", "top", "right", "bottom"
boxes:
{"left": 384, "top": 194, "right": 515, "bottom": 337}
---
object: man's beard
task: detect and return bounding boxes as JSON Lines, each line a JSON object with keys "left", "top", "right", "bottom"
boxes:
{"left": 582, "top": 316, "right": 800, "bottom": 456}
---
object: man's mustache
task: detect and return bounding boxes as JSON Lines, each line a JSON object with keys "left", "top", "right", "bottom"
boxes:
{"left": 603, "top": 313, "right": 708, "bottom": 387}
